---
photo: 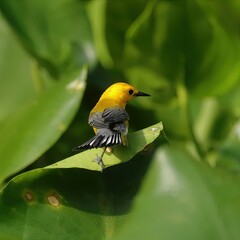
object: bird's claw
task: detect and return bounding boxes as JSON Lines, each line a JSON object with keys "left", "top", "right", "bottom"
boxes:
{"left": 92, "top": 154, "right": 105, "bottom": 172}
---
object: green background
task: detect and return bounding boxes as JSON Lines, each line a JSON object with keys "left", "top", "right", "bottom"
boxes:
{"left": 0, "top": 0, "right": 240, "bottom": 239}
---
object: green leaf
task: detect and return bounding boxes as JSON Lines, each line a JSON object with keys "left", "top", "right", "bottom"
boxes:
{"left": 0, "top": 67, "right": 87, "bottom": 184}
{"left": 46, "top": 122, "right": 163, "bottom": 171}
{"left": 86, "top": 0, "right": 147, "bottom": 68}
{"left": 0, "top": 0, "right": 96, "bottom": 78}
{"left": 0, "top": 169, "right": 106, "bottom": 240}
{"left": 214, "top": 125, "right": 240, "bottom": 174}
{"left": 115, "top": 146, "right": 240, "bottom": 240}
{"left": 0, "top": 15, "right": 36, "bottom": 122}
{"left": 0, "top": 121, "right": 162, "bottom": 239}
{"left": 123, "top": 0, "right": 240, "bottom": 97}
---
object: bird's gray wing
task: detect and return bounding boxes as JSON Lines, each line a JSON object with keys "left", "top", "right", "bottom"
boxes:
{"left": 73, "top": 107, "right": 129, "bottom": 150}
{"left": 88, "top": 112, "right": 107, "bottom": 129}
{"left": 102, "top": 107, "right": 129, "bottom": 124}
{"left": 89, "top": 107, "right": 129, "bottom": 129}
{"left": 73, "top": 128, "right": 122, "bottom": 150}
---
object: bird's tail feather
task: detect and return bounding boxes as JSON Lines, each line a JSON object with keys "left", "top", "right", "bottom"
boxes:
{"left": 73, "top": 129, "right": 122, "bottom": 151}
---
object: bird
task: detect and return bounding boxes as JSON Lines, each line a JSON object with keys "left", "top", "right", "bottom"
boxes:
{"left": 73, "top": 82, "right": 150, "bottom": 171}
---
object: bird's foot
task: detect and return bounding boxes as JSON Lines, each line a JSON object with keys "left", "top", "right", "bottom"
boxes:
{"left": 92, "top": 154, "right": 105, "bottom": 172}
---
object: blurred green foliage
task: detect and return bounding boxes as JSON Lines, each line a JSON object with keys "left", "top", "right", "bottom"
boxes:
{"left": 0, "top": 0, "right": 240, "bottom": 239}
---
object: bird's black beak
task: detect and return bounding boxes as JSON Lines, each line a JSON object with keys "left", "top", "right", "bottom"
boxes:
{"left": 135, "top": 91, "right": 150, "bottom": 97}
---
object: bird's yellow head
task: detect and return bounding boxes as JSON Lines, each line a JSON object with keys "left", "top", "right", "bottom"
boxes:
{"left": 98, "top": 82, "right": 150, "bottom": 109}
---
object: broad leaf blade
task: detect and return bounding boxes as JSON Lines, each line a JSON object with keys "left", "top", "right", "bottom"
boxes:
{"left": 0, "top": 15, "right": 36, "bottom": 123}
{"left": 46, "top": 122, "right": 163, "bottom": 171}
{"left": 0, "top": 138, "right": 159, "bottom": 240}
{"left": 0, "top": 0, "right": 96, "bottom": 78}
{"left": 0, "top": 169, "right": 105, "bottom": 240}
{"left": 114, "top": 146, "right": 240, "bottom": 240}
{"left": 0, "top": 67, "right": 87, "bottom": 184}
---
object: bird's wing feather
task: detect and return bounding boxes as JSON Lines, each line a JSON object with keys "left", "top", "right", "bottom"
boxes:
{"left": 89, "top": 107, "right": 129, "bottom": 128}
{"left": 73, "top": 107, "right": 129, "bottom": 150}
{"left": 102, "top": 107, "right": 129, "bottom": 123}
{"left": 73, "top": 128, "right": 122, "bottom": 150}
{"left": 88, "top": 112, "right": 107, "bottom": 128}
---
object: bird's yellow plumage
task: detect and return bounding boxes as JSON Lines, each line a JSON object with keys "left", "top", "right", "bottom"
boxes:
{"left": 91, "top": 82, "right": 138, "bottom": 111}
{"left": 73, "top": 82, "right": 150, "bottom": 171}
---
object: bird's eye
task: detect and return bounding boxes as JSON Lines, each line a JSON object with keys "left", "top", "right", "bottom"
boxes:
{"left": 128, "top": 89, "right": 134, "bottom": 95}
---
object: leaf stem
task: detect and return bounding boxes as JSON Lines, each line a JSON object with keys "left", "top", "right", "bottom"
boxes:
{"left": 176, "top": 83, "right": 205, "bottom": 160}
